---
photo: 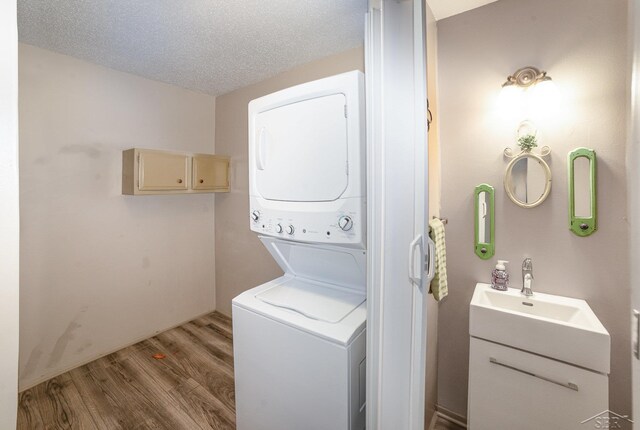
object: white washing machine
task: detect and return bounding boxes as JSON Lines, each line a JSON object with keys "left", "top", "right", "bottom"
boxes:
{"left": 232, "top": 71, "right": 366, "bottom": 430}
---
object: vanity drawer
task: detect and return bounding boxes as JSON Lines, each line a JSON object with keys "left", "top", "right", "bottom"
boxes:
{"left": 468, "top": 337, "right": 608, "bottom": 430}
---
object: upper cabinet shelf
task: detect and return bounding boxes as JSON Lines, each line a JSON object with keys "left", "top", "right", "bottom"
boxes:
{"left": 122, "top": 148, "right": 230, "bottom": 195}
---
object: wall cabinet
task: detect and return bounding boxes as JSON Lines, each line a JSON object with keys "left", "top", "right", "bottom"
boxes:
{"left": 192, "top": 154, "right": 230, "bottom": 191}
{"left": 122, "top": 148, "right": 230, "bottom": 195}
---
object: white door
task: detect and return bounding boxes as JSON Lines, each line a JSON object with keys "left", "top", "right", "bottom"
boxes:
{"left": 365, "top": 0, "right": 432, "bottom": 428}
{"left": 630, "top": 1, "right": 640, "bottom": 427}
{"left": 0, "top": 0, "right": 20, "bottom": 428}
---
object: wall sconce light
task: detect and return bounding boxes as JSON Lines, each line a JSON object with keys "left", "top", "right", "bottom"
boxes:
{"left": 498, "top": 66, "right": 558, "bottom": 121}
{"left": 502, "top": 66, "right": 552, "bottom": 88}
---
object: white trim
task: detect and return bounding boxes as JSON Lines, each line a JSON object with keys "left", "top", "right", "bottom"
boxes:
{"left": 409, "top": 0, "right": 429, "bottom": 427}
{"left": 627, "top": 0, "right": 640, "bottom": 426}
{"left": 0, "top": 0, "right": 20, "bottom": 427}
{"left": 365, "top": 3, "right": 384, "bottom": 428}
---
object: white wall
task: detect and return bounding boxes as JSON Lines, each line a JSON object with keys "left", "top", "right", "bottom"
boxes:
{"left": 437, "top": 0, "right": 631, "bottom": 423}
{"left": 19, "top": 44, "right": 217, "bottom": 390}
{"left": 0, "top": 1, "right": 20, "bottom": 427}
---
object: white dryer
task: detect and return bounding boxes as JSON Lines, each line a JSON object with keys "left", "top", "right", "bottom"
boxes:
{"left": 233, "top": 71, "right": 366, "bottom": 430}
{"left": 247, "top": 70, "right": 366, "bottom": 249}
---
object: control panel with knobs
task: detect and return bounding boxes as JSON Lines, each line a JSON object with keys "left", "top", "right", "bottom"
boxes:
{"left": 249, "top": 199, "right": 364, "bottom": 246}
{"left": 338, "top": 216, "right": 354, "bottom": 231}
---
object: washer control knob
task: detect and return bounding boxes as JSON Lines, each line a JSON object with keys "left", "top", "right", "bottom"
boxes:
{"left": 251, "top": 210, "right": 260, "bottom": 222}
{"left": 338, "top": 216, "right": 353, "bottom": 231}
{"left": 286, "top": 225, "right": 295, "bottom": 235}
{"left": 275, "top": 224, "right": 283, "bottom": 233}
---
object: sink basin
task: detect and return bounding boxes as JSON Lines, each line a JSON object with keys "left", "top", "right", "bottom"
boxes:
{"left": 470, "top": 283, "right": 610, "bottom": 373}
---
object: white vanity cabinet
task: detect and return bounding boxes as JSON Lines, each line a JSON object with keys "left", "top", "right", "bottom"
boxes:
{"left": 468, "top": 337, "right": 609, "bottom": 430}
{"left": 467, "top": 284, "right": 611, "bottom": 430}
{"left": 122, "top": 148, "right": 230, "bottom": 195}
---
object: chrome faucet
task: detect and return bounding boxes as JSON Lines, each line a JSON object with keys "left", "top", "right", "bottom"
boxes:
{"left": 521, "top": 258, "right": 534, "bottom": 297}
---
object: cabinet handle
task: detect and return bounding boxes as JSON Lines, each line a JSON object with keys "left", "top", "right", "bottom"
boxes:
{"left": 200, "top": 179, "right": 204, "bottom": 184}
{"left": 489, "top": 357, "right": 579, "bottom": 392}
{"left": 177, "top": 179, "right": 183, "bottom": 184}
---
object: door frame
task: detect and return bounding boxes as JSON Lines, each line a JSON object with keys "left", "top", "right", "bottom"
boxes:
{"left": 627, "top": 0, "right": 640, "bottom": 426}
{"left": 0, "top": 0, "right": 21, "bottom": 428}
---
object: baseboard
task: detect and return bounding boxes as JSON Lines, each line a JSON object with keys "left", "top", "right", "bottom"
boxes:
{"left": 435, "top": 404, "right": 468, "bottom": 429}
{"left": 428, "top": 413, "right": 439, "bottom": 430}
{"left": 18, "top": 308, "right": 217, "bottom": 392}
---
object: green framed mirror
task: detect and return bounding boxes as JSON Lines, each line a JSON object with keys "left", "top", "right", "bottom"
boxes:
{"left": 474, "top": 183, "right": 495, "bottom": 259}
{"left": 568, "top": 148, "right": 597, "bottom": 236}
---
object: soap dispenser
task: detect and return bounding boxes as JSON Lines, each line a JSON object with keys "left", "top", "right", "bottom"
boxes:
{"left": 491, "top": 260, "right": 509, "bottom": 291}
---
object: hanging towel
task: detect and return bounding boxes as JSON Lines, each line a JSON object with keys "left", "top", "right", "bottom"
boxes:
{"left": 428, "top": 217, "right": 448, "bottom": 302}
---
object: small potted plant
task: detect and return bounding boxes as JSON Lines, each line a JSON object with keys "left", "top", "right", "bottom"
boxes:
{"left": 517, "top": 133, "right": 538, "bottom": 152}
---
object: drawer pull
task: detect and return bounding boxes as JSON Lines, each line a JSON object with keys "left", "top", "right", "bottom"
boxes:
{"left": 489, "top": 357, "right": 579, "bottom": 392}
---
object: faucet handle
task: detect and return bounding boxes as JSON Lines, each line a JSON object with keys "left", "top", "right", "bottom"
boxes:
{"left": 522, "top": 258, "right": 533, "bottom": 277}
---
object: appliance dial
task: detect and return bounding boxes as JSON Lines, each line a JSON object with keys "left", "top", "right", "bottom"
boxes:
{"left": 286, "top": 225, "right": 295, "bottom": 235}
{"left": 338, "top": 216, "right": 354, "bottom": 231}
{"left": 275, "top": 224, "right": 283, "bottom": 233}
{"left": 251, "top": 210, "right": 260, "bottom": 222}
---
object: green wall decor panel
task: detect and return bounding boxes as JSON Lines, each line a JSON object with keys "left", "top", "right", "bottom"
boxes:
{"left": 474, "top": 183, "right": 495, "bottom": 259}
{"left": 568, "top": 148, "right": 597, "bottom": 237}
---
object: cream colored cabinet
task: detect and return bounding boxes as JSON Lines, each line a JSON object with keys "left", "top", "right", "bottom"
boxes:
{"left": 139, "top": 150, "right": 188, "bottom": 191}
{"left": 122, "top": 148, "right": 230, "bottom": 195}
{"left": 192, "top": 154, "right": 230, "bottom": 191}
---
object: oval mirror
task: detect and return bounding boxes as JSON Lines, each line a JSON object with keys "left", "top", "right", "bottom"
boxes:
{"left": 504, "top": 152, "right": 551, "bottom": 208}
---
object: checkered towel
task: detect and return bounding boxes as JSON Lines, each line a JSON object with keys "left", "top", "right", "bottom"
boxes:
{"left": 428, "top": 218, "right": 448, "bottom": 302}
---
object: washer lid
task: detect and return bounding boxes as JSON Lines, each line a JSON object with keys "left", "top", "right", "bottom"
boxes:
{"left": 259, "top": 236, "right": 366, "bottom": 293}
{"left": 255, "top": 277, "right": 365, "bottom": 324}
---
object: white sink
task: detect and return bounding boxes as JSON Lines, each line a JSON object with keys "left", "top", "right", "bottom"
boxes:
{"left": 470, "top": 283, "right": 610, "bottom": 373}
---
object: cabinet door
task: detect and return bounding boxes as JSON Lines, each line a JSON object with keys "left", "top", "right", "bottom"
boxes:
{"left": 468, "top": 337, "right": 608, "bottom": 430}
{"left": 192, "top": 155, "right": 229, "bottom": 191}
{"left": 138, "top": 151, "right": 188, "bottom": 191}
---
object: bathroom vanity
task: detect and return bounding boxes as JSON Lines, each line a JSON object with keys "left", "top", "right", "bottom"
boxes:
{"left": 467, "top": 283, "right": 610, "bottom": 430}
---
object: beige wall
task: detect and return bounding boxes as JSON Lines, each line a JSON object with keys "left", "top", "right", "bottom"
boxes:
{"left": 437, "top": 0, "right": 631, "bottom": 422}
{"left": 0, "top": 1, "right": 20, "bottom": 427}
{"left": 214, "top": 47, "right": 364, "bottom": 316}
{"left": 19, "top": 44, "right": 217, "bottom": 390}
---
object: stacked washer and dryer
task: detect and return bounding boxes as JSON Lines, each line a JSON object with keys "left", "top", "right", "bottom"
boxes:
{"left": 232, "top": 71, "right": 367, "bottom": 430}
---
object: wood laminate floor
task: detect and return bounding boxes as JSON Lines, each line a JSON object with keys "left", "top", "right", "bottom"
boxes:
{"left": 17, "top": 312, "right": 235, "bottom": 430}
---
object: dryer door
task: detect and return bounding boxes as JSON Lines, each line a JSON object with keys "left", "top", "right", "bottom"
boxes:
{"left": 254, "top": 93, "right": 348, "bottom": 202}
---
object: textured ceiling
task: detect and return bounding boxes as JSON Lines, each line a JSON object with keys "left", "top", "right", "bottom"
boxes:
{"left": 18, "top": 0, "right": 366, "bottom": 95}
{"left": 428, "top": 0, "right": 499, "bottom": 20}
